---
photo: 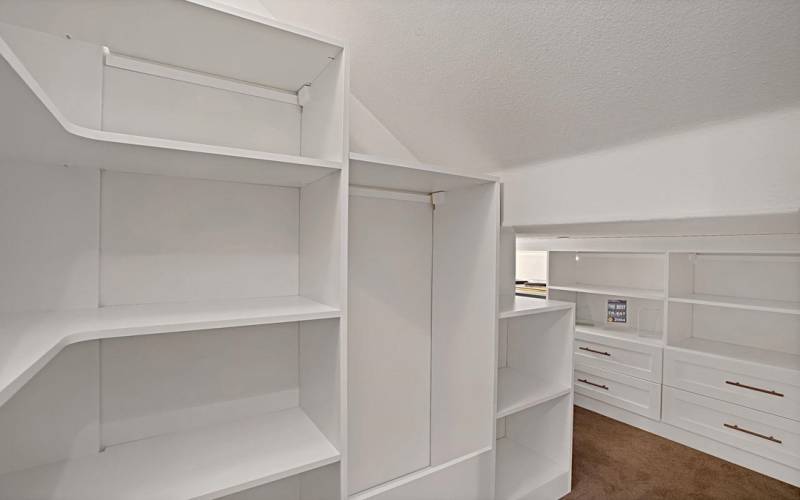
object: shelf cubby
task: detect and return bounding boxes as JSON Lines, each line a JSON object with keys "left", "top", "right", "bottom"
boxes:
{"left": 497, "top": 305, "right": 574, "bottom": 419}
{"left": 549, "top": 251, "right": 666, "bottom": 299}
{"left": 495, "top": 394, "right": 572, "bottom": 500}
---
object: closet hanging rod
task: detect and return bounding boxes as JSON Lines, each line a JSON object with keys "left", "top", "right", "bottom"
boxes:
{"left": 103, "top": 48, "right": 300, "bottom": 106}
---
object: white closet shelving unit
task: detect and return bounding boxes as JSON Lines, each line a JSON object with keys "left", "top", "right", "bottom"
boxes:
{"left": 347, "top": 153, "right": 500, "bottom": 500}
{"left": 0, "top": 1, "right": 348, "bottom": 498}
{"left": 542, "top": 241, "right": 800, "bottom": 487}
{"left": 495, "top": 230, "right": 575, "bottom": 500}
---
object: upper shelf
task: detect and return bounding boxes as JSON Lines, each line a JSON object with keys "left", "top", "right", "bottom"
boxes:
{"left": 0, "top": 0, "right": 343, "bottom": 92}
{"left": 668, "top": 293, "right": 800, "bottom": 316}
{"left": 349, "top": 153, "right": 498, "bottom": 194}
{"left": 0, "top": 296, "right": 340, "bottom": 408}
{"left": 548, "top": 283, "right": 665, "bottom": 300}
{"left": 0, "top": 42, "right": 342, "bottom": 186}
{"left": 499, "top": 295, "right": 574, "bottom": 319}
{"left": 0, "top": 407, "right": 340, "bottom": 500}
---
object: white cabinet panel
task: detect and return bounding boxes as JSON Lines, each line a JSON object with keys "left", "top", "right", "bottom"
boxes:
{"left": 348, "top": 194, "right": 432, "bottom": 494}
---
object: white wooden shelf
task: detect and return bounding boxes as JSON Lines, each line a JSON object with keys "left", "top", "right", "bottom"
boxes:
{"left": 498, "top": 295, "right": 573, "bottom": 319}
{"left": 349, "top": 153, "right": 497, "bottom": 194}
{"left": 0, "top": 44, "right": 342, "bottom": 186}
{"left": 668, "top": 293, "right": 800, "bottom": 316}
{"left": 496, "top": 367, "right": 571, "bottom": 419}
{"left": 0, "top": 296, "right": 340, "bottom": 407}
{"left": 495, "top": 438, "right": 566, "bottom": 500}
{"left": 0, "top": 407, "right": 340, "bottom": 500}
{"left": 549, "top": 283, "right": 664, "bottom": 300}
{"left": 667, "top": 338, "right": 800, "bottom": 373}
{"left": 575, "top": 324, "right": 663, "bottom": 347}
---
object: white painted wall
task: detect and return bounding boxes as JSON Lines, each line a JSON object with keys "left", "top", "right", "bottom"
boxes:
{"left": 350, "top": 95, "right": 418, "bottom": 162}
{"left": 498, "top": 106, "right": 800, "bottom": 227}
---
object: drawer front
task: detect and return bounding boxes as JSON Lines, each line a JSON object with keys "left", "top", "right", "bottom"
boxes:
{"left": 663, "top": 386, "right": 800, "bottom": 469}
{"left": 574, "top": 366, "right": 661, "bottom": 419}
{"left": 574, "top": 330, "right": 663, "bottom": 382}
{"left": 664, "top": 348, "right": 800, "bottom": 421}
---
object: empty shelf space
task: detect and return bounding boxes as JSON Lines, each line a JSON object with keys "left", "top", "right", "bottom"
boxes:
{"left": 499, "top": 295, "right": 573, "bottom": 319}
{"left": 0, "top": 296, "right": 340, "bottom": 407}
{"left": 668, "top": 338, "right": 800, "bottom": 373}
{"left": 549, "top": 283, "right": 664, "bottom": 300}
{"left": 497, "top": 368, "right": 571, "bottom": 419}
{"left": 0, "top": 48, "right": 341, "bottom": 186}
{"left": 349, "top": 153, "right": 497, "bottom": 194}
{"left": 668, "top": 293, "right": 800, "bottom": 315}
{"left": 0, "top": 407, "right": 340, "bottom": 500}
{"left": 575, "top": 324, "right": 663, "bottom": 347}
{"left": 495, "top": 438, "right": 566, "bottom": 500}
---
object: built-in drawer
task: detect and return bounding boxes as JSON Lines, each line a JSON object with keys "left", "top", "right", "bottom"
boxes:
{"left": 664, "top": 347, "right": 800, "bottom": 422}
{"left": 574, "top": 329, "right": 663, "bottom": 382}
{"left": 663, "top": 386, "right": 800, "bottom": 469}
{"left": 574, "top": 365, "right": 661, "bottom": 420}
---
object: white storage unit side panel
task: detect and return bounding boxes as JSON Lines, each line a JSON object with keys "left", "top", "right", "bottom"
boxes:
{"left": 299, "top": 318, "right": 342, "bottom": 450}
{"left": 0, "top": 162, "right": 99, "bottom": 313}
{"left": 300, "top": 171, "right": 342, "bottom": 308}
{"left": 300, "top": 54, "right": 345, "bottom": 162}
{"left": 431, "top": 182, "right": 499, "bottom": 465}
{"left": 101, "top": 65, "right": 302, "bottom": 155}
{"left": 506, "top": 309, "right": 573, "bottom": 388}
{"left": 0, "top": 342, "right": 99, "bottom": 475}
{"left": 100, "top": 171, "right": 300, "bottom": 306}
{"left": 100, "top": 323, "right": 300, "bottom": 447}
{"left": 0, "top": 21, "right": 102, "bottom": 128}
{"left": 347, "top": 194, "right": 432, "bottom": 494}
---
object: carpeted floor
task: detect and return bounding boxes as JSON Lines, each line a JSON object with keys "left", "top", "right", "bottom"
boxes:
{"left": 565, "top": 406, "right": 799, "bottom": 500}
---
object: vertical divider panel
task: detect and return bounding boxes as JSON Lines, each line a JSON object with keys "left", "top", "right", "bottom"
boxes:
{"left": 431, "top": 182, "right": 499, "bottom": 465}
{"left": 300, "top": 53, "right": 345, "bottom": 162}
{"left": 300, "top": 171, "right": 343, "bottom": 308}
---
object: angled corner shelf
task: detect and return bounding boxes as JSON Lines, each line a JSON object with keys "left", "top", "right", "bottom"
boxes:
{"left": 0, "top": 43, "right": 341, "bottom": 187}
{"left": 0, "top": 296, "right": 340, "bottom": 408}
{"left": 668, "top": 293, "right": 800, "bottom": 316}
{"left": 0, "top": 407, "right": 339, "bottom": 500}
{"left": 496, "top": 367, "right": 571, "bottom": 419}
{"left": 548, "top": 283, "right": 665, "bottom": 300}
{"left": 349, "top": 152, "right": 498, "bottom": 194}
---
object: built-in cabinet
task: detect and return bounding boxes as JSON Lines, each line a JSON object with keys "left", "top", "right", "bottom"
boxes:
{"left": 547, "top": 246, "right": 800, "bottom": 487}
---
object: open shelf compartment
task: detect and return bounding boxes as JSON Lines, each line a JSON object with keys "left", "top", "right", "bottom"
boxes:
{"left": 0, "top": 0, "right": 347, "bottom": 186}
{"left": 497, "top": 304, "right": 574, "bottom": 419}
{"left": 495, "top": 394, "right": 572, "bottom": 500}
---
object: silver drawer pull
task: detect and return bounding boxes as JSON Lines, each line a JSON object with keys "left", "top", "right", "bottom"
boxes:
{"left": 725, "top": 380, "right": 784, "bottom": 397}
{"left": 579, "top": 346, "right": 611, "bottom": 356}
{"left": 724, "top": 423, "right": 782, "bottom": 444}
{"left": 578, "top": 378, "right": 608, "bottom": 390}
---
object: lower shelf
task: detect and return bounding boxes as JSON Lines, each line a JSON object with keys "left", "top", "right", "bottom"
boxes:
{"left": 0, "top": 407, "right": 340, "bottom": 500}
{"left": 496, "top": 367, "right": 571, "bottom": 418}
{"left": 495, "top": 438, "right": 567, "bottom": 500}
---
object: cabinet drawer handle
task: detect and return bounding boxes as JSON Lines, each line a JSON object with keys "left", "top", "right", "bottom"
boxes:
{"left": 579, "top": 346, "right": 611, "bottom": 356}
{"left": 578, "top": 378, "right": 609, "bottom": 390}
{"left": 725, "top": 381, "right": 784, "bottom": 397}
{"left": 723, "top": 423, "right": 782, "bottom": 444}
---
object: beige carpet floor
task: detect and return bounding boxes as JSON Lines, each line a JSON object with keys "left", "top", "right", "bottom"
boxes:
{"left": 565, "top": 406, "right": 799, "bottom": 500}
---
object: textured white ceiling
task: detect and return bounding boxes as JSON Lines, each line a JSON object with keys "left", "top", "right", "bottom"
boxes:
{"left": 261, "top": 0, "right": 800, "bottom": 173}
